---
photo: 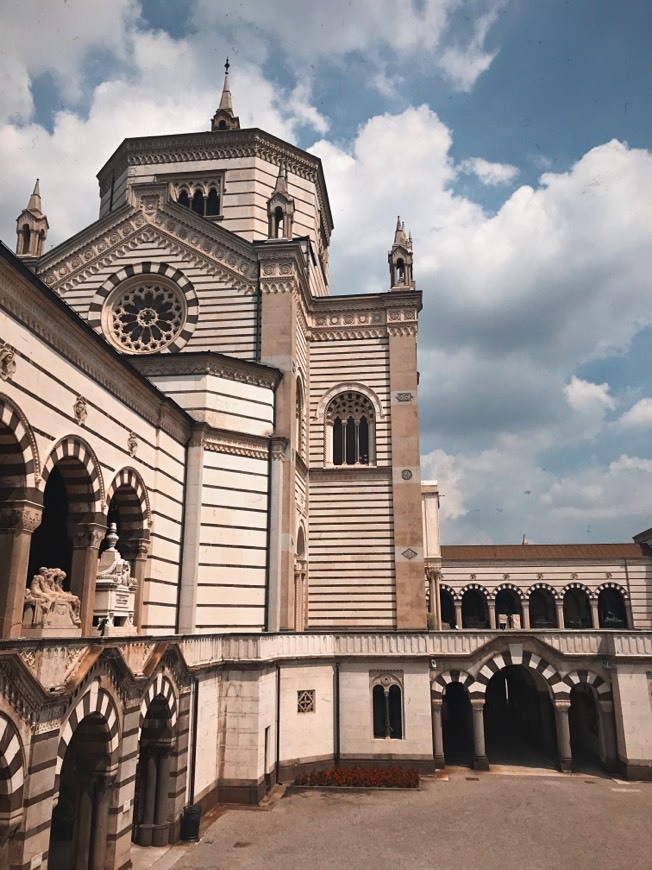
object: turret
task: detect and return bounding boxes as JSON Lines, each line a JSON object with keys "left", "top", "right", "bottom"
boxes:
{"left": 211, "top": 58, "right": 240, "bottom": 131}
{"left": 388, "top": 216, "right": 415, "bottom": 290}
{"left": 16, "top": 179, "right": 48, "bottom": 261}
{"left": 267, "top": 163, "right": 295, "bottom": 239}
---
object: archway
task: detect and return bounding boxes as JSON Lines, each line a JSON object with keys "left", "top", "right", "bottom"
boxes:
{"left": 49, "top": 713, "right": 114, "bottom": 870}
{"left": 597, "top": 587, "right": 627, "bottom": 628}
{"left": 563, "top": 587, "right": 592, "bottom": 628}
{"left": 440, "top": 588, "right": 456, "bottom": 629}
{"left": 0, "top": 714, "right": 25, "bottom": 869}
{"left": 529, "top": 587, "right": 557, "bottom": 628}
{"left": 461, "top": 588, "right": 489, "bottom": 628}
{"left": 483, "top": 665, "right": 557, "bottom": 768}
{"left": 133, "top": 689, "right": 176, "bottom": 847}
{"left": 442, "top": 682, "right": 473, "bottom": 766}
{"left": 494, "top": 588, "right": 523, "bottom": 630}
{"left": 569, "top": 684, "right": 601, "bottom": 770}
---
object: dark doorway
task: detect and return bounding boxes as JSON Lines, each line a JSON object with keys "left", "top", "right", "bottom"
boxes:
{"left": 563, "top": 588, "right": 592, "bottom": 628}
{"left": 440, "top": 589, "right": 456, "bottom": 628}
{"left": 442, "top": 682, "right": 473, "bottom": 766}
{"left": 28, "top": 466, "right": 72, "bottom": 583}
{"left": 598, "top": 588, "right": 627, "bottom": 628}
{"left": 133, "top": 696, "right": 175, "bottom": 847}
{"left": 462, "top": 590, "right": 489, "bottom": 628}
{"left": 529, "top": 588, "right": 557, "bottom": 628}
{"left": 495, "top": 589, "right": 522, "bottom": 629}
{"left": 484, "top": 666, "right": 557, "bottom": 768}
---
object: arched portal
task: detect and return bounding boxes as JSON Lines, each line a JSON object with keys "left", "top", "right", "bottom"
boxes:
{"left": 442, "top": 682, "right": 473, "bottom": 766}
{"left": 483, "top": 665, "right": 557, "bottom": 768}
{"left": 597, "top": 587, "right": 627, "bottom": 628}
{"left": 133, "top": 686, "right": 177, "bottom": 847}
{"left": 461, "top": 588, "right": 489, "bottom": 628}
{"left": 529, "top": 587, "right": 557, "bottom": 628}
{"left": 440, "top": 588, "right": 456, "bottom": 629}
{"left": 49, "top": 713, "right": 114, "bottom": 870}
{"left": 563, "top": 586, "right": 592, "bottom": 629}
{"left": 0, "top": 714, "right": 25, "bottom": 869}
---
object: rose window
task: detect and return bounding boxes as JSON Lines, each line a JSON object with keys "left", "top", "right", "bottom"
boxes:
{"left": 107, "top": 282, "right": 185, "bottom": 353}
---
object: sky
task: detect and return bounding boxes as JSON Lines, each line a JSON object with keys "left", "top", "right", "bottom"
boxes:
{"left": 1, "top": 0, "right": 651, "bottom": 545}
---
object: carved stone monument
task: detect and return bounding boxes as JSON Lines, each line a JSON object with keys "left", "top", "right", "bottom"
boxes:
{"left": 23, "top": 567, "right": 82, "bottom": 638}
{"left": 93, "top": 523, "right": 137, "bottom": 635}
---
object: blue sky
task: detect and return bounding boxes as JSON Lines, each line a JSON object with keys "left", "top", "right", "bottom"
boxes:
{"left": 1, "top": 0, "right": 651, "bottom": 544}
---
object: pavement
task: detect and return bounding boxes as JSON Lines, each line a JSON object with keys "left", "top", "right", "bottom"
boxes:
{"left": 131, "top": 769, "right": 652, "bottom": 870}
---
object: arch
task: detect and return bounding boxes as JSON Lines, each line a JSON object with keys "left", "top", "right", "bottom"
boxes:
{"left": 594, "top": 581, "right": 628, "bottom": 599}
{"left": 460, "top": 584, "right": 490, "bottom": 629}
{"left": 106, "top": 467, "right": 151, "bottom": 531}
{"left": 0, "top": 713, "right": 25, "bottom": 825}
{"left": 41, "top": 436, "right": 105, "bottom": 514}
{"left": 139, "top": 672, "right": 178, "bottom": 740}
{"left": 315, "top": 381, "right": 384, "bottom": 424}
{"left": 473, "top": 649, "right": 566, "bottom": 699}
{"left": 440, "top": 582, "right": 461, "bottom": 602}
{"left": 561, "top": 581, "right": 593, "bottom": 598}
{"left": 177, "top": 188, "right": 190, "bottom": 208}
{"left": 527, "top": 582, "right": 560, "bottom": 600}
{"left": 56, "top": 680, "right": 120, "bottom": 777}
{"left": 327, "top": 391, "right": 375, "bottom": 466}
{"left": 0, "top": 394, "right": 40, "bottom": 489}
{"left": 439, "top": 586, "right": 457, "bottom": 628}
{"left": 562, "top": 583, "right": 593, "bottom": 629}
{"left": 563, "top": 670, "right": 612, "bottom": 702}
{"left": 490, "top": 582, "right": 526, "bottom": 602}
{"left": 597, "top": 584, "right": 628, "bottom": 628}
{"left": 528, "top": 584, "right": 558, "bottom": 628}
{"left": 88, "top": 262, "right": 199, "bottom": 353}
{"left": 296, "top": 523, "right": 306, "bottom": 560}
{"left": 431, "top": 669, "right": 474, "bottom": 701}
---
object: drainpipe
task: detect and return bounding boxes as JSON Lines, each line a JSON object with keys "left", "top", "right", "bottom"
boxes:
{"left": 275, "top": 663, "right": 281, "bottom": 783}
{"left": 188, "top": 674, "right": 199, "bottom": 804}
{"left": 334, "top": 662, "right": 340, "bottom": 765}
{"left": 264, "top": 381, "right": 279, "bottom": 632}
{"left": 174, "top": 409, "right": 191, "bottom": 635}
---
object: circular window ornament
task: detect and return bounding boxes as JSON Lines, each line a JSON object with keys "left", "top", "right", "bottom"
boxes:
{"left": 103, "top": 279, "right": 187, "bottom": 354}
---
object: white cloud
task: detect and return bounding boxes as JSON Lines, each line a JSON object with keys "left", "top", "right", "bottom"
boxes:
{"left": 437, "top": 5, "right": 505, "bottom": 92}
{"left": 459, "top": 156, "right": 519, "bottom": 185}
{"left": 619, "top": 398, "right": 652, "bottom": 428}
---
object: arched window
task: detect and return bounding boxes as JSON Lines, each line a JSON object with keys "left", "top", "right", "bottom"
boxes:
{"left": 274, "top": 206, "right": 284, "bottom": 238}
{"left": 191, "top": 189, "right": 205, "bottom": 215}
{"left": 396, "top": 257, "right": 405, "bottom": 283}
{"left": 177, "top": 189, "right": 190, "bottom": 208}
{"left": 326, "top": 391, "right": 375, "bottom": 466}
{"left": 21, "top": 224, "right": 30, "bottom": 255}
{"left": 372, "top": 676, "right": 403, "bottom": 739}
{"left": 295, "top": 377, "right": 305, "bottom": 459}
{"left": 206, "top": 187, "right": 220, "bottom": 216}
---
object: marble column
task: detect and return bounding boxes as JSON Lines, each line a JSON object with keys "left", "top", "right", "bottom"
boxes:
{"left": 521, "top": 603, "right": 530, "bottom": 630}
{"left": 152, "top": 745, "right": 173, "bottom": 847}
{"left": 555, "top": 598, "right": 565, "bottom": 629}
{"left": 89, "top": 771, "right": 114, "bottom": 870}
{"left": 589, "top": 598, "right": 599, "bottom": 629}
{"left": 598, "top": 700, "right": 618, "bottom": 772}
{"left": 0, "top": 500, "right": 42, "bottom": 639}
{"left": 132, "top": 538, "right": 149, "bottom": 633}
{"left": 70, "top": 521, "right": 106, "bottom": 635}
{"left": 136, "top": 750, "right": 158, "bottom": 846}
{"left": 454, "top": 600, "right": 463, "bottom": 631}
{"left": 431, "top": 700, "right": 445, "bottom": 768}
{"left": 554, "top": 701, "right": 573, "bottom": 772}
{"left": 488, "top": 605, "right": 496, "bottom": 631}
{"left": 471, "top": 702, "right": 488, "bottom": 770}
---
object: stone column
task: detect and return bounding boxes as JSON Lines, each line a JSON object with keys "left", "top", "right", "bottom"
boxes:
{"left": 152, "top": 745, "right": 173, "bottom": 847}
{"left": 488, "top": 605, "right": 496, "bottom": 630}
{"left": 267, "top": 437, "right": 288, "bottom": 632}
{"left": 624, "top": 598, "right": 634, "bottom": 630}
{"left": 431, "top": 700, "right": 445, "bottom": 768}
{"left": 454, "top": 600, "right": 463, "bottom": 630}
{"left": 554, "top": 701, "right": 573, "bottom": 772}
{"left": 471, "top": 701, "right": 489, "bottom": 770}
{"left": 555, "top": 598, "right": 565, "bottom": 629}
{"left": 89, "top": 770, "right": 114, "bottom": 870}
{"left": 72, "top": 779, "right": 94, "bottom": 870}
{"left": 590, "top": 598, "right": 599, "bottom": 629}
{"left": 136, "top": 750, "right": 158, "bottom": 846}
{"left": 70, "top": 520, "right": 106, "bottom": 635}
{"left": 0, "top": 500, "right": 42, "bottom": 639}
{"left": 598, "top": 700, "right": 618, "bottom": 772}
{"left": 521, "top": 603, "right": 530, "bottom": 630}
{"left": 178, "top": 426, "right": 207, "bottom": 634}
{"left": 132, "top": 538, "right": 150, "bottom": 633}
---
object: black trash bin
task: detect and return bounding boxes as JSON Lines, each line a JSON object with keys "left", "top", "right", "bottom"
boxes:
{"left": 180, "top": 804, "right": 201, "bottom": 842}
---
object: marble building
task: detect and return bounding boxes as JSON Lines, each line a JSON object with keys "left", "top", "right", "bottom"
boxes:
{"left": 1, "top": 69, "right": 652, "bottom": 869}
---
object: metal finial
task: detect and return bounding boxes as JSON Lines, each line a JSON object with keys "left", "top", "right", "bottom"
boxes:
{"left": 225, "top": 57, "right": 230, "bottom": 74}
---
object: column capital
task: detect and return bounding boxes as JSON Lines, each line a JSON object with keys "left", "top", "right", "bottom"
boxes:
{"left": 431, "top": 698, "right": 443, "bottom": 709}
{"left": 554, "top": 700, "right": 571, "bottom": 713}
{"left": 470, "top": 699, "right": 486, "bottom": 711}
{"left": 0, "top": 501, "right": 43, "bottom": 534}
{"left": 70, "top": 522, "right": 106, "bottom": 550}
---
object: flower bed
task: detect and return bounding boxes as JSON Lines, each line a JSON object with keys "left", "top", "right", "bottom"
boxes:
{"left": 294, "top": 766, "right": 419, "bottom": 789}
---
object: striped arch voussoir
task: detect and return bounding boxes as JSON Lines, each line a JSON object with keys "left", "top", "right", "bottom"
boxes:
{"left": 472, "top": 649, "right": 566, "bottom": 699}
{"left": 42, "top": 436, "right": 105, "bottom": 512}
{"left": 527, "top": 582, "right": 560, "bottom": 600}
{"left": 139, "top": 672, "right": 178, "bottom": 739}
{"left": 562, "top": 582, "right": 594, "bottom": 599}
{"left": 0, "top": 714, "right": 25, "bottom": 819}
{"left": 439, "top": 583, "right": 460, "bottom": 602}
{"left": 564, "top": 670, "right": 612, "bottom": 702}
{"left": 491, "top": 582, "right": 526, "bottom": 602}
{"left": 106, "top": 467, "right": 151, "bottom": 529}
{"left": 0, "top": 394, "right": 40, "bottom": 485}
{"left": 431, "top": 669, "right": 474, "bottom": 700}
{"left": 460, "top": 583, "right": 489, "bottom": 598}
{"left": 595, "top": 581, "right": 629, "bottom": 599}
{"left": 56, "top": 680, "right": 120, "bottom": 776}
{"left": 88, "top": 262, "right": 199, "bottom": 352}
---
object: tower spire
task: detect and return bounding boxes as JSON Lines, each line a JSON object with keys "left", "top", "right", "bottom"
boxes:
{"left": 388, "top": 216, "right": 415, "bottom": 291}
{"left": 211, "top": 57, "right": 240, "bottom": 131}
{"left": 16, "top": 178, "right": 48, "bottom": 260}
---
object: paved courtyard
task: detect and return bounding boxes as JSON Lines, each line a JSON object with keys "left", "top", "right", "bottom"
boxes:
{"left": 136, "top": 769, "right": 652, "bottom": 870}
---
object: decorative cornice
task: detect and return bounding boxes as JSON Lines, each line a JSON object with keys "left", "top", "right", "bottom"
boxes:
{"left": 388, "top": 324, "right": 418, "bottom": 337}
{"left": 203, "top": 428, "right": 269, "bottom": 460}
{"left": 311, "top": 328, "right": 386, "bottom": 342}
{"left": 310, "top": 466, "right": 392, "bottom": 483}
{"left": 131, "top": 352, "right": 281, "bottom": 390}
